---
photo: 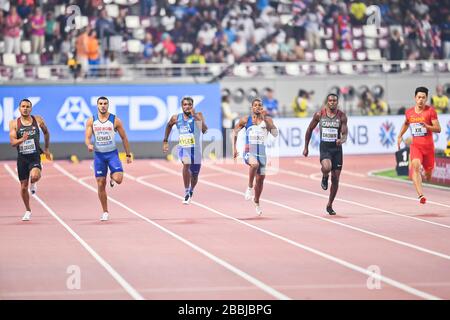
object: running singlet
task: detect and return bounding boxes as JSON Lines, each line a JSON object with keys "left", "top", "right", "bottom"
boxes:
{"left": 176, "top": 113, "right": 201, "bottom": 152}
{"left": 245, "top": 116, "right": 268, "bottom": 156}
{"left": 405, "top": 105, "right": 437, "bottom": 146}
{"left": 319, "top": 109, "right": 343, "bottom": 145}
{"left": 93, "top": 113, "right": 117, "bottom": 153}
{"left": 16, "top": 116, "right": 41, "bottom": 156}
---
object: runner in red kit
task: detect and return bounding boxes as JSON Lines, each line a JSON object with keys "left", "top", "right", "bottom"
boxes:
{"left": 397, "top": 87, "right": 441, "bottom": 204}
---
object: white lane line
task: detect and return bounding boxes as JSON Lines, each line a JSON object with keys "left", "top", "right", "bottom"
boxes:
{"left": 294, "top": 160, "right": 366, "bottom": 177}
{"left": 206, "top": 164, "right": 450, "bottom": 229}
{"left": 4, "top": 164, "right": 144, "bottom": 300}
{"left": 145, "top": 162, "right": 441, "bottom": 300}
{"left": 153, "top": 162, "right": 450, "bottom": 261}
{"left": 285, "top": 168, "right": 450, "bottom": 209}
{"left": 53, "top": 163, "right": 290, "bottom": 300}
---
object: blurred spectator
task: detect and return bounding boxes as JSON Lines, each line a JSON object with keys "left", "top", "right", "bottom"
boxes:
{"left": 75, "top": 27, "right": 89, "bottom": 77}
{"left": 17, "top": 0, "right": 33, "bottom": 20}
{"left": 305, "top": 5, "right": 322, "bottom": 50}
{"left": 221, "top": 94, "right": 238, "bottom": 129}
{"left": 292, "top": 89, "right": 312, "bottom": 118}
{"left": 431, "top": 85, "right": 449, "bottom": 114}
{"left": 95, "top": 9, "right": 116, "bottom": 53}
{"left": 230, "top": 35, "right": 247, "bottom": 59}
{"left": 262, "top": 88, "right": 279, "bottom": 117}
{"left": 349, "top": 0, "right": 366, "bottom": 26}
{"left": 186, "top": 47, "right": 206, "bottom": 64}
{"left": 442, "top": 14, "right": 450, "bottom": 59}
{"left": 87, "top": 29, "right": 100, "bottom": 77}
{"left": 359, "top": 90, "right": 389, "bottom": 116}
{"left": 143, "top": 32, "right": 154, "bottom": 62}
{"left": 4, "top": 6, "right": 22, "bottom": 55}
{"left": 45, "top": 11, "right": 58, "bottom": 51}
{"left": 31, "top": 7, "right": 45, "bottom": 54}
{"left": 389, "top": 29, "right": 404, "bottom": 72}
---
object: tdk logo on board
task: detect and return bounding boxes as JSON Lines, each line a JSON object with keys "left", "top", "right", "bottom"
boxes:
{"left": 379, "top": 121, "right": 396, "bottom": 148}
{"left": 57, "top": 97, "right": 92, "bottom": 130}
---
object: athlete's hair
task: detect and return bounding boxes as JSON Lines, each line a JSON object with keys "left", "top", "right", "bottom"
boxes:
{"left": 19, "top": 98, "right": 32, "bottom": 107}
{"left": 97, "top": 96, "right": 109, "bottom": 104}
{"left": 415, "top": 87, "right": 429, "bottom": 97}
{"left": 251, "top": 98, "right": 262, "bottom": 105}
{"left": 181, "top": 96, "right": 194, "bottom": 105}
{"left": 326, "top": 93, "right": 339, "bottom": 101}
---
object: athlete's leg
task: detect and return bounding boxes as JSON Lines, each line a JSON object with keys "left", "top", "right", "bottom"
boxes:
{"left": 29, "top": 167, "right": 41, "bottom": 184}
{"left": 111, "top": 172, "right": 123, "bottom": 184}
{"left": 189, "top": 164, "right": 201, "bottom": 192}
{"left": 328, "top": 169, "right": 341, "bottom": 208}
{"left": 20, "top": 179, "right": 31, "bottom": 212}
{"left": 320, "top": 158, "right": 332, "bottom": 190}
{"left": 247, "top": 156, "right": 259, "bottom": 188}
{"left": 108, "top": 151, "right": 124, "bottom": 185}
{"left": 254, "top": 173, "right": 265, "bottom": 204}
{"left": 96, "top": 177, "right": 108, "bottom": 212}
{"left": 411, "top": 158, "right": 424, "bottom": 197}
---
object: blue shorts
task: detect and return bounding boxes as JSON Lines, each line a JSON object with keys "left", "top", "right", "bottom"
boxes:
{"left": 94, "top": 150, "right": 123, "bottom": 178}
{"left": 178, "top": 147, "right": 201, "bottom": 175}
{"left": 244, "top": 152, "right": 266, "bottom": 175}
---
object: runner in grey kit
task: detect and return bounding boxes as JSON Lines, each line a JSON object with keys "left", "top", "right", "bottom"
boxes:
{"left": 9, "top": 98, "right": 51, "bottom": 221}
{"left": 303, "top": 94, "right": 348, "bottom": 215}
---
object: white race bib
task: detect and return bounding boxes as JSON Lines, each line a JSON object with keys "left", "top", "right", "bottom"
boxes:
{"left": 321, "top": 128, "right": 338, "bottom": 142}
{"left": 179, "top": 133, "right": 195, "bottom": 147}
{"left": 19, "top": 139, "right": 36, "bottom": 154}
{"left": 411, "top": 123, "right": 427, "bottom": 137}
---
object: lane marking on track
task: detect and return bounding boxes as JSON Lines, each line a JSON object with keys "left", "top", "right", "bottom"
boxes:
{"left": 145, "top": 162, "right": 441, "bottom": 300}
{"left": 4, "top": 164, "right": 144, "bottom": 300}
{"left": 54, "top": 163, "right": 290, "bottom": 300}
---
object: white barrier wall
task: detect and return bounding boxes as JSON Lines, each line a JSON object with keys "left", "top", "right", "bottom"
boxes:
{"left": 236, "top": 115, "right": 450, "bottom": 157}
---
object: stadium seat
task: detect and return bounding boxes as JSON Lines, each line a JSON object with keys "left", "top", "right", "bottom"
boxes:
{"left": 352, "top": 39, "right": 363, "bottom": 50}
{"left": 329, "top": 51, "right": 340, "bottom": 61}
{"left": 37, "top": 66, "right": 51, "bottom": 80}
{"left": 285, "top": 63, "right": 300, "bottom": 76}
{"left": 2, "top": 53, "right": 17, "bottom": 66}
{"left": 367, "top": 49, "right": 382, "bottom": 61}
{"left": 301, "top": 64, "right": 312, "bottom": 75}
{"left": 208, "top": 64, "right": 222, "bottom": 76}
{"left": 352, "top": 27, "right": 363, "bottom": 38}
{"left": 110, "top": 35, "right": 123, "bottom": 51}
{"left": 319, "top": 26, "right": 333, "bottom": 39}
{"left": 12, "top": 67, "right": 25, "bottom": 79}
{"left": 325, "top": 39, "right": 335, "bottom": 50}
{"left": 304, "top": 51, "right": 314, "bottom": 61}
{"left": 299, "top": 40, "right": 309, "bottom": 49}
{"left": 382, "top": 63, "right": 392, "bottom": 72}
{"left": 180, "top": 42, "right": 193, "bottom": 55}
{"left": 328, "top": 64, "right": 338, "bottom": 74}
{"left": 339, "top": 63, "right": 354, "bottom": 75}
{"left": 378, "top": 26, "right": 389, "bottom": 38}
{"left": 133, "top": 28, "right": 146, "bottom": 40}
{"left": 314, "top": 49, "right": 329, "bottom": 62}
{"left": 340, "top": 50, "right": 353, "bottom": 61}
{"left": 0, "top": 41, "right": 5, "bottom": 53}
{"left": 356, "top": 50, "right": 367, "bottom": 61}
{"left": 127, "top": 39, "right": 143, "bottom": 53}
{"left": 21, "top": 41, "right": 31, "bottom": 54}
{"left": 378, "top": 38, "right": 389, "bottom": 49}
{"left": 125, "top": 16, "right": 141, "bottom": 29}
{"left": 422, "top": 61, "right": 434, "bottom": 73}
{"left": 315, "top": 64, "right": 327, "bottom": 75}
{"left": 363, "top": 25, "right": 378, "bottom": 38}
{"left": 105, "top": 4, "right": 119, "bottom": 18}
{"left": 233, "top": 65, "right": 251, "bottom": 77}
{"left": 27, "top": 54, "right": 40, "bottom": 65}
{"left": 364, "top": 38, "right": 376, "bottom": 49}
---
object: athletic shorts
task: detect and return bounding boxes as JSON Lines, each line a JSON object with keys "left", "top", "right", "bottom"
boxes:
{"left": 178, "top": 147, "right": 201, "bottom": 175}
{"left": 410, "top": 144, "right": 435, "bottom": 172}
{"left": 320, "top": 143, "right": 343, "bottom": 171}
{"left": 93, "top": 150, "right": 123, "bottom": 178}
{"left": 244, "top": 152, "right": 267, "bottom": 175}
{"left": 17, "top": 154, "right": 42, "bottom": 181}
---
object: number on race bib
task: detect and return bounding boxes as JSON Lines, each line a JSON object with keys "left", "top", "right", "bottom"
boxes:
{"left": 411, "top": 123, "right": 427, "bottom": 137}
{"left": 321, "top": 128, "right": 338, "bottom": 142}
{"left": 19, "top": 139, "right": 37, "bottom": 154}
{"left": 179, "top": 134, "right": 195, "bottom": 147}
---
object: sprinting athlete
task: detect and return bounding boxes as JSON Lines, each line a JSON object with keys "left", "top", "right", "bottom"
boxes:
{"left": 9, "top": 98, "right": 51, "bottom": 221}
{"left": 163, "top": 96, "right": 208, "bottom": 204}
{"left": 303, "top": 93, "right": 348, "bottom": 215}
{"left": 232, "top": 98, "right": 278, "bottom": 216}
{"left": 397, "top": 86, "right": 441, "bottom": 204}
{"left": 85, "top": 96, "right": 132, "bottom": 221}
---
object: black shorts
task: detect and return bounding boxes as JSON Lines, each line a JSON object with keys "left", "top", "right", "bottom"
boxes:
{"left": 17, "top": 154, "right": 42, "bottom": 181}
{"left": 320, "top": 143, "right": 343, "bottom": 171}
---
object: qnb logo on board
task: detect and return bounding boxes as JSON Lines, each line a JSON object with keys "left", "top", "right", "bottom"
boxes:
{"left": 311, "top": 126, "right": 320, "bottom": 149}
{"left": 379, "top": 121, "right": 396, "bottom": 148}
{"left": 57, "top": 97, "right": 92, "bottom": 130}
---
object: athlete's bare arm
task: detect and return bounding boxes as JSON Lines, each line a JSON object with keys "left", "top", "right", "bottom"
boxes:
{"left": 36, "top": 115, "right": 51, "bottom": 160}
{"left": 232, "top": 116, "right": 248, "bottom": 159}
{"left": 397, "top": 119, "right": 410, "bottom": 150}
{"left": 9, "top": 120, "right": 28, "bottom": 147}
{"left": 85, "top": 117, "right": 94, "bottom": 152}
{"left": 303, "top": 112, "right": 321, "bottom": 157}
{"left": 115, "top": 117, "right": 132, "bottom": 164}
{"left": 163, "top": 115, "right": 177, "bottom": 153}
{"left": 423, "top": 118, "right": 441, "bottom": 133}
{"left": 336, "top": 113, "right": 348, "bottom": 146}
{"left": 264, "top": 116, "right": 278, "bottom": 137}
{"left": 193, "top": 111, "right": 208, "bottom": 134}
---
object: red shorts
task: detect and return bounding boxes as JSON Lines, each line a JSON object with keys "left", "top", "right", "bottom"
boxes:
{"left": 410, "top": 144, "right": 435, "bottom": 172}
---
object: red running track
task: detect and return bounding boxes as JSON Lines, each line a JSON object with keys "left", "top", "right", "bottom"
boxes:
{"left": 0, "top": 155, "right": 449, "bottom": 300}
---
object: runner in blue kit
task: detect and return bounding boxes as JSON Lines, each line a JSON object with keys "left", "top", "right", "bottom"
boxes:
{"left": 163, "top": 96, "right": 208, "bottom": 204}
{"left": 9, "top": 98, "right": 52, "bottom": 221}
{"left": 85, "top": 96, "right": 132, "bottom": 221}
{"left": 232, "top": 98, "right": 278, "bottom": 216}
{"left": 303, "top": 93, "right": 348, "bottom": 215}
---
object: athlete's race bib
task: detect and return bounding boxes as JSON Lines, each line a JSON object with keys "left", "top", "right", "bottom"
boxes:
{"left": 248, "top": 128, "right": 266, "bottom": 145}
{"left": 19, "top": 139, "right": 36, "bottom": 154}
{"left": 410, "top": 123, "right": 427, "bottom": 137}
{"left": 95, "top": 133, "right": 113, "bottom": 146}
{"left": 179, "top": 133, "right": 195, "bottom": 147}
{"left": 321, "top": 128, "right": 338, "bottom": 142}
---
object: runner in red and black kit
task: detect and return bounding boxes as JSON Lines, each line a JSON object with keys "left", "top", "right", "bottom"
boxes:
{"left": 9, "top": 99, "right": 51, "bottom": 221}
{"left": 303, "top": 94, "right": 348, "bottom": 215}
{"left": 397, "top": 86, "right": 441, "bottom": 204}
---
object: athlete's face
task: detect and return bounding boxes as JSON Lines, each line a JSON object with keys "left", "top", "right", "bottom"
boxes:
{"left": 252, "top": 100, "right": 263, "bottom": 115}
{"left": 97, "top": 99, "right": 109, "bottom": 114}
{"left": 19, "top": 102, "right": 32, "bottom": 117}
{"left": 182, "top": 99, "right": 193, "bottom": 115}
{"left": 415, "top": 92, "right": 427, "bottom": 107}
{"left": 327, "top": 95, "right": 338, "bottom": 110}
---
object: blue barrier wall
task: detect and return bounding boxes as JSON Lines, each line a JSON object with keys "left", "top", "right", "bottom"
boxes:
{"left": 0, "top": 83, "right": 221, "bottom": 143}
